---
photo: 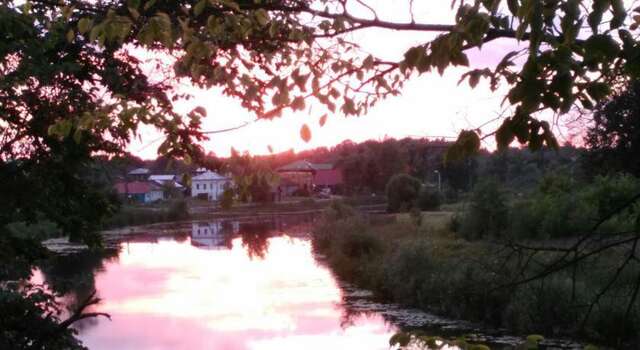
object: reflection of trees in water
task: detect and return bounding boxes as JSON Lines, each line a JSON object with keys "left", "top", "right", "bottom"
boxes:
{"left": 339, "top": 302, "right": 384, "bottom": 330}
{"left": 38, "top": 249, "right": 119, "bottom": 316}
{"left": 172, "top": 230, "right": 190, "bottom": 242}
{"left": 236, "top": 214, "right": 317, "bottom": 258}
{"left": 239, "top": 222, "right": 275, "bottom": 259}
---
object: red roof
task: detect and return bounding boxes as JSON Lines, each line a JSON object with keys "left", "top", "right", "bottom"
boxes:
{"left": 114, "top": 181, "right": 159, "bottom": 194}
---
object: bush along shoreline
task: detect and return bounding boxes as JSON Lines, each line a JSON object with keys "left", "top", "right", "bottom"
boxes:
{"left": 312, "top": 200, "right": 639, "bottom": 349}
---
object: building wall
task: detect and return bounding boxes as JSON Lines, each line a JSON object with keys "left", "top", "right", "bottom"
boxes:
{"left": 279, "top": 171, "right": 313, "bottom": 189}
{"left": 313, "top": 169, "right": 344, "bottom": 187}
{"left": 191, "top": 180, "right": 230, "bottom": 201}
{"left": 144, "top": 190, "right": 164, "bottom": 203}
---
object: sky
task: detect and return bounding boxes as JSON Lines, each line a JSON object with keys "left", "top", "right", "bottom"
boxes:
{"left": 128, "top": 1, "right": 549, "bottom": 159}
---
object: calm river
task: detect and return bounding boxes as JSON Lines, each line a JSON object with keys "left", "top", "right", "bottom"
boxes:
{"left": 38, "top": 215, "right": 405, "bottom": 350}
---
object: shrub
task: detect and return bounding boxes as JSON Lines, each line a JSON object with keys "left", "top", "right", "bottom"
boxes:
{"left": 442, "top": 187, "right": 459, "bottom": 203}
{"left": 339, "top": 230, "right": 384, "bottom": 259}
{"left": 508, "top": 173, "right": 640, "bottom": 239}
{"left": 416, "top": 187, "right": 441, "bottom": 211}
{"left": 166, "top": 199, "right": 189, "bottom": 221}
{"left": 324, "top": 200, "right": 356, "bottom": 220}
{"left": 386, "top": 173, "right": 422, "bottom": 213}
{"left": 459, "top": 178, "right": 508, "bottom": 240}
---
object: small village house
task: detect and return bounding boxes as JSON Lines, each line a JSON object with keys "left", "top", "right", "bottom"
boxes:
{"left": 276, "top": 160, "right": 343, "bottom": 196}
{"left": 114, "top": 181, "right": 164, "bottom": 203}
{"left": 191, "top": 170, "right": 232, "bottom": 201}
{"left": 149, "top": 174, "right": 185, "bottom": 193}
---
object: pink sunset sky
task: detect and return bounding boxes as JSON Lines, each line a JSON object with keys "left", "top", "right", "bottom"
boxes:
{"left": 128, "top": 1, "right": 573, "bottom": 159}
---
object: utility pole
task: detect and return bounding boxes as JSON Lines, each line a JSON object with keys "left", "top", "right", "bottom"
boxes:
{"left": 434, "top": 170, "right": 441, "bottom": 193}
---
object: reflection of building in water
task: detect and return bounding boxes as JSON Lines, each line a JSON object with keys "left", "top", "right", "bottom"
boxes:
{"left": 190, "top": 222, "right": 239, "bottom": 249}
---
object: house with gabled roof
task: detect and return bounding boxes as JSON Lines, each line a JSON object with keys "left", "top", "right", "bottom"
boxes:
{"left": 276, "top": 160, "right": 343, "bottom": 195}
{"left": 114, "top": 181, "right": 164, "bottom": 203}
{"left": 191, "top": 170, "right": 232, "bottom": 201}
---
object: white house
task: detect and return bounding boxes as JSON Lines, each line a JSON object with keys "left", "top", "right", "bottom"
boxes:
{"left": 191, "top": 170, "right": 232, "bottom": 201}
{"left": 190, "top": 221, "right": 240, "bottom": 249}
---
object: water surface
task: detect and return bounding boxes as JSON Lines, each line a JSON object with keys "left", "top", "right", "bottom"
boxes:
{"left": 42, "top": 217, "right": 398, "bottom": 350}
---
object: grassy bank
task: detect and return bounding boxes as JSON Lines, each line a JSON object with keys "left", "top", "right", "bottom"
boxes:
{"left": 312, "top": 201, "right": 639, "bottom": 348}
{"left": 102, "top": 200, "right": 190, "bottom": 229}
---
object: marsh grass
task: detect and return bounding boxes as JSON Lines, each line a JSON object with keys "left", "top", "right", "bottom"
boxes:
{"left": 312, "top": 202, "right": 640, "bottom": 347}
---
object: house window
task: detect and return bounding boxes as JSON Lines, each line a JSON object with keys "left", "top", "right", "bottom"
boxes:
{"left": 196, "top": 184, "right": 200, "bottom": 190}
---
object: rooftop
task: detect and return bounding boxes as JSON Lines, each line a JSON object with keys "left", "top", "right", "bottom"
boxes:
{"left": 149, "top": 174, "right": 176, "bottom": 181}
{"left": 277, "top": 160, "right": 335, "bottom": 172}
{"left": 192, "top": 170, "right": 229, "bottom": 181}
{"left": 128, "top": 168, "right": 150, "bottom": 175}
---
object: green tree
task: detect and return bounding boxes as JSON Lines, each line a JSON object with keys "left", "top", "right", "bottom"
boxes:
{"left": 386, "top": 173, "right": 422, "bottom": 213}
{"left": 584, "top": 80, "right": 640, "bottom": 177}
{"left": 459, "top": 178, "right": 509, "bottom": 240}
{"left": 220, "top": 187, "right": 234, "bottom": 210}
{"left": 249, "top": 173, "right": 273, "bottom": 203}
{"left": 416, "top": 187, "right": 442, "bottom": 211}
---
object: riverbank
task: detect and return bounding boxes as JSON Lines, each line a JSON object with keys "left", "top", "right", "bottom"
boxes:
{"left": 312, "top": 202, "right": 638, "bottom": 349}
{"left": 103, "top": 195, "right": 387, "bottom": 230}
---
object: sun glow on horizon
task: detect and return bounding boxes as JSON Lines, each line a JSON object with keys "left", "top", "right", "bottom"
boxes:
{"left": 126, "top": 1, "right": 539, "bottom": 159}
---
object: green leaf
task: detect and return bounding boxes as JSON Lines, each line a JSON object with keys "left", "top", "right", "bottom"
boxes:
{"left": 299, "top": 124, "right": 312, "bottom": 143}
{"left": 73, "top": 129, "right": 83, "bottom": 144}
{"left": 584, "top": 34, "right": 620, "bottom": 63}
{"left": 61, "top": 5, "right": 73, "bottom": 20}
{"left": 190, "top": 106, "right": 207, "bottom": 118}
{"left": 586, "top": 82, "right": 611, "bottom": 101}
{"left": 291, "top": 96, "right": 306, "bottom": 111}
{"left": 144, "top": 0, "right": 157, "bottom": 10}
{"left": 469, "top": 345, "right": 491, "bottom": 350}
{"left": 496, "top": 119, "right": 515, "bottom": 150}
{"left": 194, "top": 0, "right": 206, "bottom": 16}
{"left": 255, "top": 9, "right": 270, "bottom": 26}
{"left": 403, "top": 46, "right": 424, "bottom": 68}
{"left": 319, "top": 114, "right": 327, "bottom": 127}
{"left": 78, "top": 18, "right": 93, "bottom": 34}
{"left": 445, "top": 130, "right": 481, "bottom": 162}
{"left": 66, "top": 29, "right": 75, "bottom": 43}
{"left": 611, "top": 0, "right": 627, "bottom": 29}
{"left": 389, "top": 332, "right": 411, "bottom": 347}
{"left": 587, "top": 0, "right": 607, "bottom": 33}
{"left": 526, "top": 334, "right": 545, "bottom": 343}
{"left": 507, "top": 0, "right": 519, "bottom": 16}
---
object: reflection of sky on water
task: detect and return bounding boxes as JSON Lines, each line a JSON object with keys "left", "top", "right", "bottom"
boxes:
{"left": 76, "top": 236, "right": 396, "bottom": 350}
